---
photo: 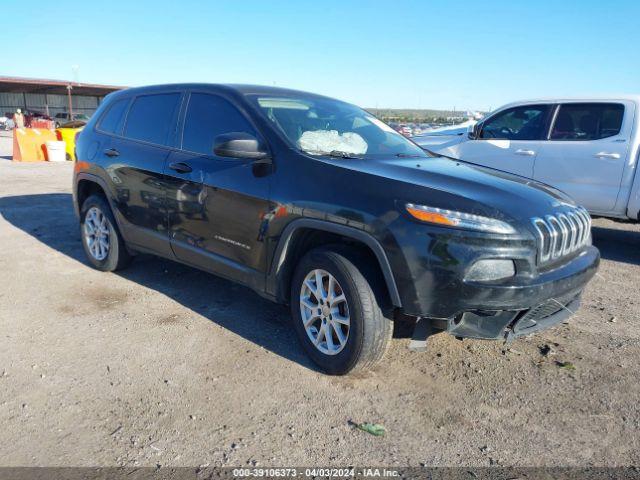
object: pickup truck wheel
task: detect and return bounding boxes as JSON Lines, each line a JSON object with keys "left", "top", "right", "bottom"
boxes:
{"left": 291, "top": 247, "right": 392, "bottom": 375}
{"left": 80, "top": 194, "right": 131, "bottom": 272}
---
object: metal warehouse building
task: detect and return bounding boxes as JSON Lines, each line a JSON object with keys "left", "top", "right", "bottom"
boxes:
{"left": 0, "top": 76, "right": 123, "bottom": 118}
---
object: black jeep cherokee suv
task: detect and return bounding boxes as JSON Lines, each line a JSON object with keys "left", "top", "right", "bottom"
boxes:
{"left": 73, "top": 84, "right": 599, "bottom": 374}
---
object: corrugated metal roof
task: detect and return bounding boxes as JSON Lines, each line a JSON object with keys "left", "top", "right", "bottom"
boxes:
{"left": 0, "top": 75, "right": 125, "bottom": 96}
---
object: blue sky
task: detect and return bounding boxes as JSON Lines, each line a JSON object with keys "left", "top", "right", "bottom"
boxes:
{"left": 3, "top": 0, "right": 639, "bottom": 110}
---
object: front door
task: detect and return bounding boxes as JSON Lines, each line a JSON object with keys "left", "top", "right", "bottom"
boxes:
{"left": 164, "top": 92, "right": 272, "bottom": 289}
{"left": 533, "top": 102, "right": 632, "bottom": 213}
{"left": 451, "top": 104, "right": 552, "bottom": 178}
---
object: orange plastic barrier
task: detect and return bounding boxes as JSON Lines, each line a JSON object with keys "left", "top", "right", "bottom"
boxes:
{"left": 12, "top": 128, "right": 58, "bottom": 162}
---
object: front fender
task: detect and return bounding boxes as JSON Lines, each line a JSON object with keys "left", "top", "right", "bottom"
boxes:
{"left": 266, "top": 218, "right": 402, "bottom": 307}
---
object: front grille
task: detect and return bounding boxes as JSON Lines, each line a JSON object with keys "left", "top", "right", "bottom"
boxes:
{"left": 531, "top": 207, "right": 591, "bottom": 264}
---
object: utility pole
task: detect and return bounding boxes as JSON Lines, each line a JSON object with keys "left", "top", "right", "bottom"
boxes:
{"left": 66, "top": 84, "right": 73, "bottom": 119}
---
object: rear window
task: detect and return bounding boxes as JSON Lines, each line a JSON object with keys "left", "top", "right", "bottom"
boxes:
{"left": 182, "top": 93, "right": 257, "bottom": 155}
{"left": 124, "top": 93, "right": 181, "bottom": 145}
{"left": 98, "top": 98, "right": 130, "bottom": 135}
{"left": 550, "top": 103, "right": 624, "bottom": 141}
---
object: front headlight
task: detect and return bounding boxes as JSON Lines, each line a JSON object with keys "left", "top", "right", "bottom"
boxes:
{"left": 405, "top": 203, "right": 516, "bottom": 234}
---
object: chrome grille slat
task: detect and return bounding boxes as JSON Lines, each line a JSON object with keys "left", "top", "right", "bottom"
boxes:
{"left": 546, "top": 215, "right": 562, "bottom": 258}
{"left": 532, "top": 218, "right": 550, "bottom": 262}
{"left": 531, "top": 207, "right": 592, "bottom": 265}
{"left": 566, "top": 212, "right": 579, "bottom": 251}
{"left": 574, "top": 209, "right": 588, "bottom": 244}
{"left": 580, "top": 207, "right": 592, "bottom": 244}
{"left": 557, "top": 214, "right": 570, "bottom": 255}
{"left": 574, "top": 211, "right": 583, "bottom": 241}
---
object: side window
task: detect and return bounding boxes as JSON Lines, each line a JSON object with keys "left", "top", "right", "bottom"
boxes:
{"left": 124, "top": 93, "right": 181, "bottom": 146}
{"left": 480, "top": 105, "right": 550, "bottom": 141}
{"left": 98, "top": 98, "right": 129, "bottom": 135}
{"left": 550, "top": 103, "right": 624, "bottom": 141}
{"left": 182, "top": 93, "right": 257, "bottom": 155}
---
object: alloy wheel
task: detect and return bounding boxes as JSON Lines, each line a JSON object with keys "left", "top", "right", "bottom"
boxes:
{"left": 299, "top": 269, "right": 350, "bottom": 355}
{"left": 84, "top": 206, "right": 110, "bottom": 261}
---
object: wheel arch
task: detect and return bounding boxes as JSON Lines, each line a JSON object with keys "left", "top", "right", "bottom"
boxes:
{"left": 267, "top": 219, "right": 402, "bottom": 308}
{"left": 74, "top": 173, "right": 113, "bottom": 217}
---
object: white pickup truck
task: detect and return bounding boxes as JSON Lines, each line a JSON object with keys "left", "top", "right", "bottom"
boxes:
{"left": 417, "top": 97, "right": 640, "bottom": 221}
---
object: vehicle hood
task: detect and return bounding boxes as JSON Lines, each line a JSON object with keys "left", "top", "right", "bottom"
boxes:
{"left": 412, "top": 133, "right": 466, "bottom": 150}
{"left": 337, "top": 155, "right": 577, "bottom": 223}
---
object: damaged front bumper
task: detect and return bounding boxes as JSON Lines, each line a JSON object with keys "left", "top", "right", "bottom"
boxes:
{"left": 444, "top": 290, "right": 582, "bottom": 341}
{"left": 411, "top": 245, "right": 599, "bottom": 345}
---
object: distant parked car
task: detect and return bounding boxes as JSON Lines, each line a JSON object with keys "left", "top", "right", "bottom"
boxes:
{"left": 54, "top": 113, "right": 90, "bottom": 128}
{"left": 397, "top": 125, "right": 412, "bottom": 137}
{"left": 2, "top": 113, "right": 15, "bottom": 130}
{"left": 423, "top": 98, "right": 640, "bottom": 221}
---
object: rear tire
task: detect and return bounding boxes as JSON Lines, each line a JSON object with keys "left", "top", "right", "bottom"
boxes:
{"left": 290, "top": 247, "right": 392, "bottom": 375}
{"left": 80, "top": 194, "right": 131, "bottom": 272}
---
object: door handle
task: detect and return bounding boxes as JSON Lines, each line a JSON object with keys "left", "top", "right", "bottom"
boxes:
{"left": 168, "top": 162, "right": 193, "bottom": 173}
{"left": 594, "top": 152, "right": 621, "bottom": 159}
{"left": 514, "top": 149, "right": 536, "bottom": 156}
{"left": 104, "top": 148, "right": 119, "bottom": 157}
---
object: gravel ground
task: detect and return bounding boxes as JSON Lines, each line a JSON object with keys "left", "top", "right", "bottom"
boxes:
{"left": 1, "top": 145, "right": 639, "bottom": 468}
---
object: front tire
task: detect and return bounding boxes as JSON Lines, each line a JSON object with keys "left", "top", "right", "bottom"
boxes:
{"left": 80, "top": 194, "right": 131, "bottom": 271}
{"left": 291, "top": 247, "right": 392, "bottom": 375}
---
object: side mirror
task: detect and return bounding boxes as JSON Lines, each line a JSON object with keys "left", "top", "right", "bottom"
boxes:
{"left": 468, "top": 123, "right": 481, "bottom": 140}
{"left": 213, "top": 132, "right": 270, "bottom": 161}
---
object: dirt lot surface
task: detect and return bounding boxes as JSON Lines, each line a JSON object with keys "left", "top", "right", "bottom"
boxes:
{"left": 1, "top": 150, "right": 639, "bottom": 468}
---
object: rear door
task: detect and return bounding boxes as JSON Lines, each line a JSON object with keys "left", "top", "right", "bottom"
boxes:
{"left": 533, "top": 102, "right": 632, "bottom": 213}
{"left": 451, "top": 104, "right": 552, "bottom": 177}
{"left": 106, "top": 91, "right": 182, "bottom": 256}
{"left": 164, "top": 91, "right": 271, "bottom": 288}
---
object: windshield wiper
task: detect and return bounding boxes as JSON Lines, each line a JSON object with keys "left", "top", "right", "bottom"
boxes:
{"left": 326, "top": 150, "right": 362, "bottom": 159}
{"left": 395, "top": 153, "right": 423, "bottom": 158}
{"left": 305, "top": 150, "right": 362, "bottom": 159}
